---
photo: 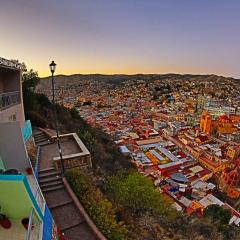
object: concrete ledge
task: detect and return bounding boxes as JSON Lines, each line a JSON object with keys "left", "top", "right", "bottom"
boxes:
{"left": 62, "top": 178, "right": 107, "bottom": 240}
{"left": 52, "top": 133, "right": 90, "bottom": 155}
{"left": 53, "top": 152, "right": 90, "bottom": 161}
{"left": 52, "top": 132, "right": 92, "bottom": 169}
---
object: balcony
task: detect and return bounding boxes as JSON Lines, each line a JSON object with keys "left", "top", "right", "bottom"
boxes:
{"left": 0, "top": 170, "right": 46, "bottom": 239}
{"left": 0, "top": 91, "right": 21, "bottom": 110}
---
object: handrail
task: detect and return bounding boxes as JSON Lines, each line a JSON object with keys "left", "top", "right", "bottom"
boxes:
{"left": 34, "top": 182, "right": 45, "bottom": 214}
{"left": 25, "top": 208, "right": 34, "bottom": 240}
{"left": 25, "top": 207, "right": 43, "bottom": 240}
{"left": 34, "top": 146, "right": 41, "bottom": 181}
{"left": 0, "top": 91, "right": 21, "bottom": 110}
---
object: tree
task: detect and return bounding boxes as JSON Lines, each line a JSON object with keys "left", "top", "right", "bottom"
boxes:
{"left": 105, "top": 171, "right": 178, "bottom": 220}
{"left": 204, "top": 204, "right": 232, "bottom": 225}
{"left": 22, "top": 69, "right": 40, "bottom": 91}
{"left": 22, "top": 67, "right": 40, "bottom": 113}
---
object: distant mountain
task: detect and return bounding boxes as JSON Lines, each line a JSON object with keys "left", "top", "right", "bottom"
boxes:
{"left": 37, "top": 73, "right": 239, "bottom": 89}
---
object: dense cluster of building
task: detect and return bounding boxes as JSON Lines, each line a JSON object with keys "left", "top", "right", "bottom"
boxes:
{"left": 37, "top": 74, "right": 240, "bottom": 226}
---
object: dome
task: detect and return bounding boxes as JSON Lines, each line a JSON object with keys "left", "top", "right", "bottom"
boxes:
{"left": 170, "top": 173, "right": 189, "bottom": 183}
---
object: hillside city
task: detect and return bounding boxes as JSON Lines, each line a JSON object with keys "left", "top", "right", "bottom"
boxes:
{"left": 2, "top": 1, "right": 240, "bottom": 239}
{"left": 36, "top": 74, "right": 240, "bottom": 224}
{"left": 1, "top": 56, "right": 240, "bottom": 240}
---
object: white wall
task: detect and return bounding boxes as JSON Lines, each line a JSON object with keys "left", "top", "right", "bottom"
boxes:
{"left": 0, "top": 104, "right": 25, "bottom": 128}
{"left": 0, "top": 121, "right": 30, "bottom": 171}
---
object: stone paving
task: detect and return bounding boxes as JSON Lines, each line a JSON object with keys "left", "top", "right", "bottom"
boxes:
{"left": 39, "top": 139, "right": 80, "bottom": 170}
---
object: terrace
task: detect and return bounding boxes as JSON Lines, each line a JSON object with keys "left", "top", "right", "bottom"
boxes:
{"left": 0, "top": 64, "right": 21, "bottom": 110}
{"left": 0, "top": 174, "right": 45, "bottom": 240}
{"left": 0, "top": 122, "right": 46, "bottom": 240}
{"left": 0, "top": 91, "right": 21, "bottom": 110}
{"left": 37, "top": 131, "right": 92, "bottom": 171}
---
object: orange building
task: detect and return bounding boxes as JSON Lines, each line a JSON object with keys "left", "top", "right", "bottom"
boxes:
{"left": 198, "top": 154, "right": 228, "bottom": 173}
{"left": 200, "top": 111, "right": 213, "bottom": 134}
{"left": 200, "top": 111, "right": 238, "bottom": 135}
{"left": 230, "top": 114, "right": 240, "bottom": 124}
{"left": 219, "top": 167, "right": 240, "bottom": 199}
{"left": 227, "top": 146, "right": 240, "bottom": 160}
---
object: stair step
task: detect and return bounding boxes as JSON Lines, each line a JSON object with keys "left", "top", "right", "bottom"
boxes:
{"left": 36, "top": 141, "right": 51, "bottom": 146}
{"left": 49, "top": 200, "right": 73, "bottom": 209}
{"left": 34, "top": 138, "right": 50, "bottom": 142}
{"left": 34, "top": 137, "right": 49, "bottom": 142}
{"left": 41, "top": 180, "right": 63, "bottom": 189}
{"left": 42, "top": 185, "right": 64, "bottom": 193}
{"left": 39, "top": 167, "right": 56, "bottom": 173}
{"left": 33, "top": 133, "right": 46, "bottom": 137}
{"left": 34, "top": 137, "right": 47, "bottom": 141}
{"left": 33, "top": 133, "right": 47, "bottom": 138}
{"left": 62, "top": 220, "right": 85, "bottom": 232}
{"left": 39, "top": 171, "right": 61, "bottom": 179}
{"left": 39, "top": 175, "right": 62, "bottom": 184}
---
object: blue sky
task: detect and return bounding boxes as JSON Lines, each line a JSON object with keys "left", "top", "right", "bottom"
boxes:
{"left": 0, "top": 0, "right": 240, "bottom": 77}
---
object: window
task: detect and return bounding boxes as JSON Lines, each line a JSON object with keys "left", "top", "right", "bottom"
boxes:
{"left": 8, "top": 113, "right": 16, "bottom": 121}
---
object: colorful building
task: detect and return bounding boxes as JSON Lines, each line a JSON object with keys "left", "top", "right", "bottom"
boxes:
{"left": 0, "top": 58, "right": 61, "bottom": 240}
{"left": 200, "top": 111, "right": 238, "bottom": 135}
{"left": 219, "top": 167, "right": 240, "bottom": 199}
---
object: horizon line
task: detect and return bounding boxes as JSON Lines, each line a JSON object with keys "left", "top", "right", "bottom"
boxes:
{"left": 39, "top": 71, "right": 240, "bottom": 80}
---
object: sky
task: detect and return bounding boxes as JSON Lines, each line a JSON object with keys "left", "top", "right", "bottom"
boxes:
{"left": 0, "top": 0, "right": 240, "bottom": 78}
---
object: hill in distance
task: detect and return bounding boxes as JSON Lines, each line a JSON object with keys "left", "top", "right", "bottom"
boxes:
{"left": 38, "top": 73, "right": 239, "bottom": 89}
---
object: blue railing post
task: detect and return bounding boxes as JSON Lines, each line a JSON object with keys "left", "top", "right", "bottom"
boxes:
{"left": 34, "top": 146, "right": 41, "bottom": 181}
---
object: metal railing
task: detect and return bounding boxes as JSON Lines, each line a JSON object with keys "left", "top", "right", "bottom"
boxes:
{"left": 34, "top": 184, "right": 45, "bottom": 214}
{"left": 0, "top": 91, "right": 21, "bottom": 110}
{"left": 25, "top": 208, "right": 34, "bottom": 240}
{"left": 25, "top": 185, "right": 45, "bottom": 240}
{"left": 34, "top": 147, "right": 41, "bottom": 181}
{"left": 25, "top": 208, "right": 42, "bottom": 240}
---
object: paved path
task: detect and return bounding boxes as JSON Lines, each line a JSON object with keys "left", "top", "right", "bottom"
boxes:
{"left": 33, "top": 129, "right": 97, "bottom": 240}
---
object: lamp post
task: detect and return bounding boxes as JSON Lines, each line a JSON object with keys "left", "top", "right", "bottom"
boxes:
{"left": 49, "top": 61, "right": 65, "bottom": 175}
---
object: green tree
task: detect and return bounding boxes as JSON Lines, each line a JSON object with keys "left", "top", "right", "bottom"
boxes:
{"left": 22, "top": 69, "right": 40, "bottom": 91}
{"left": 22, "top": 67, "right": 40, "bottom": 113}
{"left": 105, "top": 171, "right": 178, "bottom": 220}
{"left": 204, "top": 204, "right": 232, "bottom": 225}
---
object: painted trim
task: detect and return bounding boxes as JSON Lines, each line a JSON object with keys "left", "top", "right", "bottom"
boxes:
{"left": 22, "top": 120, "right": 33, "bottom": 142}
{"left": 43, "top": 205, "right": 53, "bottom": 240}
{"left": 0, "top": 174, "right": 25, "bottom": 181}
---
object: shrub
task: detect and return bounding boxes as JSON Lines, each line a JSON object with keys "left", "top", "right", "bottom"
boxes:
{"left": 65, "top": 168, "right": 91, "bottom": 197}
{"left": 204, "top": 204, "right": 232, "bottom": 225}
{"left": 66, "top": 169, "right": 128, "bottom": 240}
{"left": 105, "top": 171, "right": 178, "bottom": 220}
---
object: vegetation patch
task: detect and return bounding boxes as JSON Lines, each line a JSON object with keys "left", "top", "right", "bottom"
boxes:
{"left": 105, "top": 171, "right": 178, "bottom": 220}
{"left": 66, "top": 168, "right": 128, "bottom": 240}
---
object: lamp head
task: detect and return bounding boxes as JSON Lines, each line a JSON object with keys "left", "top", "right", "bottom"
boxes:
{"left": 49, "top": 61, "right": 56, "bottom": 74}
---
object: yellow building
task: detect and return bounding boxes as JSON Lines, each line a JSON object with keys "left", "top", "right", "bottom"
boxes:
{"left": 227, "top": 146, "right": 240, "bottom": 160}
{"left": 200, "top": 111, "right": 213, "bottom": 134}
{"left": 200, "top": 111, "right": 237, "bottom": 135}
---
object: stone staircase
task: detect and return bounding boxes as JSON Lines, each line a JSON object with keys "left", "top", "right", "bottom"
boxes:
{"left": 39, "top": 168, "right": 63, "bottom": 192}
{"left": 38, "top": 168, "right": 96, "bottom": 240}
{"left": 33, "top": 129, "right": 51, "bottom": 146}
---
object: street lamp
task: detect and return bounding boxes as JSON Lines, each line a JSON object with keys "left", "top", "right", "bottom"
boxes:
{"left": 49, "top": 61, "right": 65, "bottom": 175}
